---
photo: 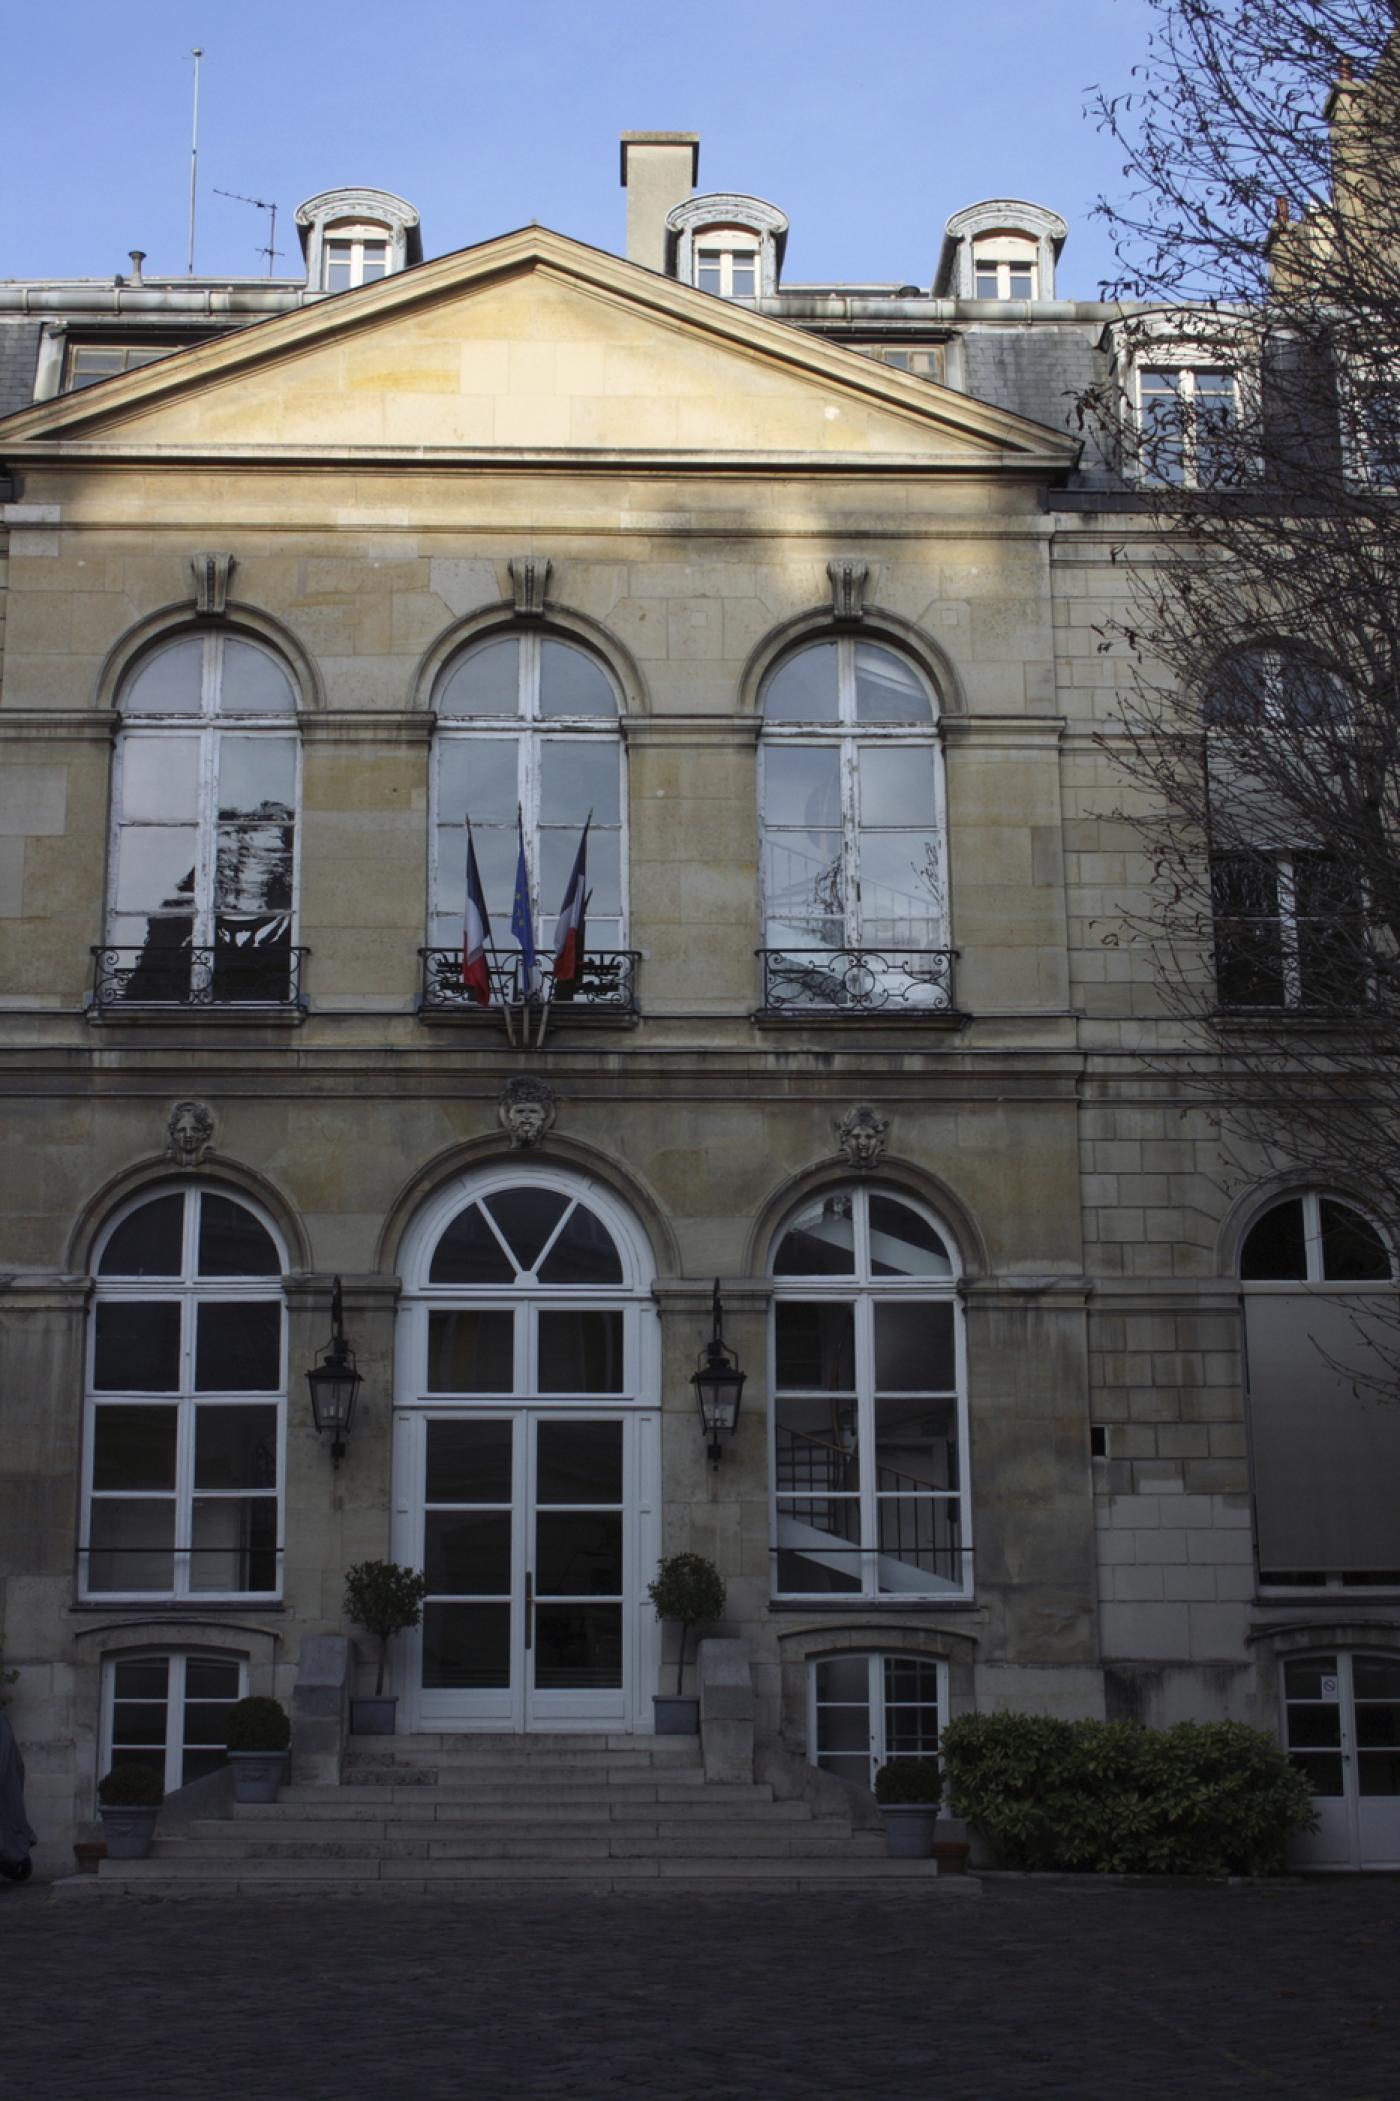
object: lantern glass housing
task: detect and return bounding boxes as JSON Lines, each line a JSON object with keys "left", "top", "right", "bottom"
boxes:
{"left": 306, "top": 1278, "right": 362, "bottom": 1465}
{"left": 692, "top": 1281, "right": 746, "bottom": 1465}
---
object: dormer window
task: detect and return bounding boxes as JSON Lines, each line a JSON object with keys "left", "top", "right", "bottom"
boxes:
{"left": 972, "top": 236, "right": 1038, "bottom": 300}
{"left": 323, "top": 225, "right": 391, "bottom": 292}
{"left": 935, "top": 202, "right": 1066, "bottom": 302}
{"left": 294, "top": 187, "right": 423, "bottom": 294}
{"left": 694, "top": 227, "right": 760, "bottom": 299}
{"left": 666, "top": 193, "right": 788, "bottom": 298}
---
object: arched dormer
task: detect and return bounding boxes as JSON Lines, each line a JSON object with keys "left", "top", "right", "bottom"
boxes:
{"left": 295, "top": 188, "right": 423, "bottom": 293}
{"left": 935, "top": 201, "right": 1067, "bottom": 302}
{"left": 666, "top": 193, "right": 789, "bottom": 297}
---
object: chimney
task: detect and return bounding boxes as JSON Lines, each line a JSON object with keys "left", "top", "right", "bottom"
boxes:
{"left": 128, "top": 250, "right": 146, "bottom": 284}
{"left": 620, "top": 132, "right": 699, "bottom": 272}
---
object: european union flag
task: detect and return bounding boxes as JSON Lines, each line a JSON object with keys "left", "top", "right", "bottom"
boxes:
{"left": 510, "top": 810, "right": 541, "bottom": 999}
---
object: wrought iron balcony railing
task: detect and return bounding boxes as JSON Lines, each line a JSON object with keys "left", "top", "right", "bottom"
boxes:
{"left": 757, "top": 947, "right": 957, "bottom": 1016}
{"left": 420, "top": 947, "right": 641, "bottom": 1019}
{"left": 91, "top": 944, "right": 308, "bottom": 1013}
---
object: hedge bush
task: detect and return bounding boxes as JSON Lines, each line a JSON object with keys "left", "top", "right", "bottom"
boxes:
{"left": 874, "top": 1757, "right": 942, "bottom": 1806}
{"left": 98, "top": 1763, "right": 164, "bottom": 1807}
{"left": 939, "top": 1713, "right": 1316, "bottom": 1876}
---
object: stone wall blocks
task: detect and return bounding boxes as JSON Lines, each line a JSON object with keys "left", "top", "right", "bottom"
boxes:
{"left": 1099, "top": 1602, "right": 1191, "bottom": 1659}
{"left": 1183, "top": 1459, "right": 1250, "bottom": 1496}
{"left": 1185, "top": 1528, "right": 1255, "bottom": 1565}
{"left": 1186, "top": 1604, "right": 1249, "bottom": 1662}
{"left": 1161, "top": 1565, "right": 1218, "bottom": 1602}
{"left": 1133, "top": 1528, "right": 1188, "bottom": 1566}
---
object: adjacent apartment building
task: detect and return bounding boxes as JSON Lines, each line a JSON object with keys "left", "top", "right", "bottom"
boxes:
{"left": 1, "top": 122, "right": 1397, "bottom": 1875}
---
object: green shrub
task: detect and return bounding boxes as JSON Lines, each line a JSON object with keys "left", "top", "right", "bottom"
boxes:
{"left": 874, "top": 1757, "right": 942, "bottom": 1806}
{"left": 939, "top": 1712, "right": 1317, "bottom": 1876}
{"left": 647, "top": 1554, "right": 726, "bottom": 1695}
{"left": 224, "top": 1695, "right": 290, "bottom": 1753}
{"left": 98, "top": 1763, "right": 164, "bottom": 1807}
{"left": 344, "top": 1560, "right": 429, "bottom": 1696}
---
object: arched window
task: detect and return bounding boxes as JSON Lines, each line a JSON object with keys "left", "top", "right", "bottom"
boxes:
{"left": 758, "top": 637, "right": 950, "bottom": 1012}
{"left": 395, "top": 1165, "right": 659, "bottom": 1728}
{"left": 429, "top": 633, "right": 626, "bottom": 1004}
{"left": 81, "top": 1185, "right": 287, "bottom": 1600}
{"left": 102, "top": 631, "right": 301, "bottom": 1009}
{"left": 769, "top": 1185, "right": 969, "bottom": 1599}
{"left": 1239, "top": 1191, "right": 1400, "bottom": 1592}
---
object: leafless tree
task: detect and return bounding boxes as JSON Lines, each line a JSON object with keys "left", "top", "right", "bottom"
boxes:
{"left": 1082, "top": 1, "right": 1400, "bottom": 1244}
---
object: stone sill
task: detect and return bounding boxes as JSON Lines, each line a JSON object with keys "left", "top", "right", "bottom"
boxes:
{"left": 751, "top": 1010, "right": 970, "bottom": 1031}
{"left": 415, "top": 1007, "right": 640, "bottom": 1032}
{"left": 87, "top": 1006, "right": 307, "bottom": 1028}
{"left": 767, "top": 1597, "right": 978, "bottom": 1613}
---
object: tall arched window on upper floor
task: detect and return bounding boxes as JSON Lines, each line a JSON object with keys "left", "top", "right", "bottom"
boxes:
{"left": 757, "top": 637, "right": 952, "bottom": 1013}
{"left": 1239, "top": 1190, "right": 1400, "bottom": 1592}
{"left": 80, "top": 1184, "right": 287, "bottom": 1601}
{"left": 427, "top": 632, "right": 630, "bottom": 1010}
{"left": 768, "top": 1185, "right": 971, "bottom": 1600}
{"left": 99, "top": 631, "right": 302, "bottom": 1011}
{"left": 1204, "top": 645, "right": 1366, "bottom": 1012}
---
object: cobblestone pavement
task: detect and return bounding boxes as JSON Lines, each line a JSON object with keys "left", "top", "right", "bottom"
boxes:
{"left": 2, "top": 1878, "right": 1397, "bottom": 2101}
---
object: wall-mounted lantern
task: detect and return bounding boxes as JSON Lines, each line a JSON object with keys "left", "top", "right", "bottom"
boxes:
{"left": 306, "top": 1277, "right": 362, "bottom": 1468}
{"left": 692, "top": 1279, "right": 746, "bottom": 1467}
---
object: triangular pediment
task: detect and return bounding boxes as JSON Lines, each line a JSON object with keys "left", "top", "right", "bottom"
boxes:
{"left": 0, "top": 228, "right": 1080, "bottom": 471}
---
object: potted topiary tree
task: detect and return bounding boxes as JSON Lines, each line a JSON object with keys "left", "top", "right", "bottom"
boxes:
{"left": 647, "top": 1553, "right": 726, "bottom": 1733}
{"left": 97, "top": 1763, "right": 164, "bottom": 1860}
{"left": 874, "top": 1757, "right": 943, "bottom": 1857}
{"left": 344, "top": 1559, "right": 428, "bottom": 1734}
{"left": 224, "top": 1694, "right": 291, "bottom": 1803}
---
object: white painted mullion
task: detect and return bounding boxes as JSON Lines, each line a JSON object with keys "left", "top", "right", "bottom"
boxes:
{"left": 856, "top": 1292, "right": 878, "bottom": 1592}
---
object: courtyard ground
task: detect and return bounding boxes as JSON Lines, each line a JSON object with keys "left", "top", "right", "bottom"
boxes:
{"left": 1, "top": 1876, "right": 1396, "bottom": 2100}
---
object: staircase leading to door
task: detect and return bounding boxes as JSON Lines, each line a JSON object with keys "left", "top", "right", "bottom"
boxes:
{"left": 74, "top": 1733, "right": 973, "bottom": 1895}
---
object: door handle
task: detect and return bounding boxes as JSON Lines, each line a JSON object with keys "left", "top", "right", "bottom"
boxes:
{"left": 525, "top": 1568, "right": 534, "bottom": 1650}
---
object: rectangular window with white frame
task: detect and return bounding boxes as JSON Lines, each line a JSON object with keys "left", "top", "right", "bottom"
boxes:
{"left": 809, "top": 1652, "right": 946, "bottom": 1790}
{"left": 1138, "top": 364, "right": 1239, "bottom": 486}
{"left": 102, "top": 1652, "right": 247, "bottom": 1792}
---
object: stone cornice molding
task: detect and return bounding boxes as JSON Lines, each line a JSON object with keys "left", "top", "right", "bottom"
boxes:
{"left": 621, "top": 714, "right": 761, "bottom": 749}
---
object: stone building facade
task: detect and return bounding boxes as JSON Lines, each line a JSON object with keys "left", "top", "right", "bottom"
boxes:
{"left": 1, "top": 135, "right": 1397, "bottom": 1875}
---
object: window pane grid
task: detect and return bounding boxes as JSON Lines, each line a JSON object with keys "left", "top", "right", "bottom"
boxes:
{"left": 84, "top": 1191, "right": 285, "bottom": 1601}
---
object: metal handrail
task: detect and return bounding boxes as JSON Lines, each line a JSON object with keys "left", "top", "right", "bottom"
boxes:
{"left": 91, "top": 943, "right": 307, "bottom": 1011}
{"left": 419, "top": 947, "right": 641, "bottom": 1017}
{"left": 758, "top": 947, "right": 957, "bottom": 1014}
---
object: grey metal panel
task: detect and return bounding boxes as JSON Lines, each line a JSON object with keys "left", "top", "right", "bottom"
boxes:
{"left": 0, "top": 319, "right": 43, "bottom": 415}
{"left": 1245, "top": 1295, "right": 1400, "bottom": 1570}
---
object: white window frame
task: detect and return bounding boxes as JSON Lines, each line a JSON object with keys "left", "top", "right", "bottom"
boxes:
{"left": 768, "top": 1185, "right": 972, "bottom": 1602}
{"left": 80, "top": 1185, "right": 288, "bottom": 1604}
{"left": 1137, "top": 362, "right": 1240, "bottom": 487}
{"left": 428, "top": 632, "right": 628, "bottom": 955}
{"left": 1210, "top": 848, "right": 1366, "bottom": 1012}
{"left": 759, "top": 637, "right": 949, "bottom": 956}
{"left": 322, "top": 223, "right": 392, "bottom": 291}
{"left": 100, "top": 1650, "right": 248, "bottom": 1795}
{"left": 693, "top": 227, "right": 761, "bottom": 299}
{"left": 396, "top": 1160, "right": 659, "bottom": 1410}
{"left": 808, "top": 1651, "right": 948, "bottom": 1790}
{"left": 106, "top": 633, "right": 302, "bottom": 1001}
{"left": 971, "top": 236, "right": 1038, "bottom": 300}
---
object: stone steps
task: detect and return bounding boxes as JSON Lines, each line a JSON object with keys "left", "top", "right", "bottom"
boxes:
{"left": 63, "top": 1733, "right": 974, "bottom": 1897}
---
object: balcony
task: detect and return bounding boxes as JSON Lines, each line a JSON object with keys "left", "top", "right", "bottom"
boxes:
{"left": 91, "top": 942, "right": 308, "bottom": 1017}
{"left": 756, "top": 947, "right": 959, "bottom": 1020}
{"left": 419, "top": 948, "right": 641, "bottom": 1031}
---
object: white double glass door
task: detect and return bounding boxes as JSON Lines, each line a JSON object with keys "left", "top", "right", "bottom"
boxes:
{"left": 1283, "top": 1652, "right": 1400, "bottom": 1870}
{"left": 397, "top": 1408, "right": 659, "bottom": 1732}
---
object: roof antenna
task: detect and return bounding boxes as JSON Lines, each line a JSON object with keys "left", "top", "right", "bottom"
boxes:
{"left": 214, "top": 188, "right": 284, "bottom": 276}
{"left": 186, "top": 47, "right": 204, "bottom": 275}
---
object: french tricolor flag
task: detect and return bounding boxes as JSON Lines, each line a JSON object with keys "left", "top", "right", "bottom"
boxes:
{"left": 551, "top": 819, "right": 590, "bottom": 994}
{"left": 462, "top": 827, "right": 493, "bottom": 1008}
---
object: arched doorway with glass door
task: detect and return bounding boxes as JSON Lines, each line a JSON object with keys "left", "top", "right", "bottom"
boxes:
{"left": 392, "top": 1163, "right": 661, "bottom": 1732}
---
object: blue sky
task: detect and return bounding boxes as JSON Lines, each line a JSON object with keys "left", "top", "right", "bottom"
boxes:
{"left": 7, "top": 0, "right": 1155, "bottom": 295}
